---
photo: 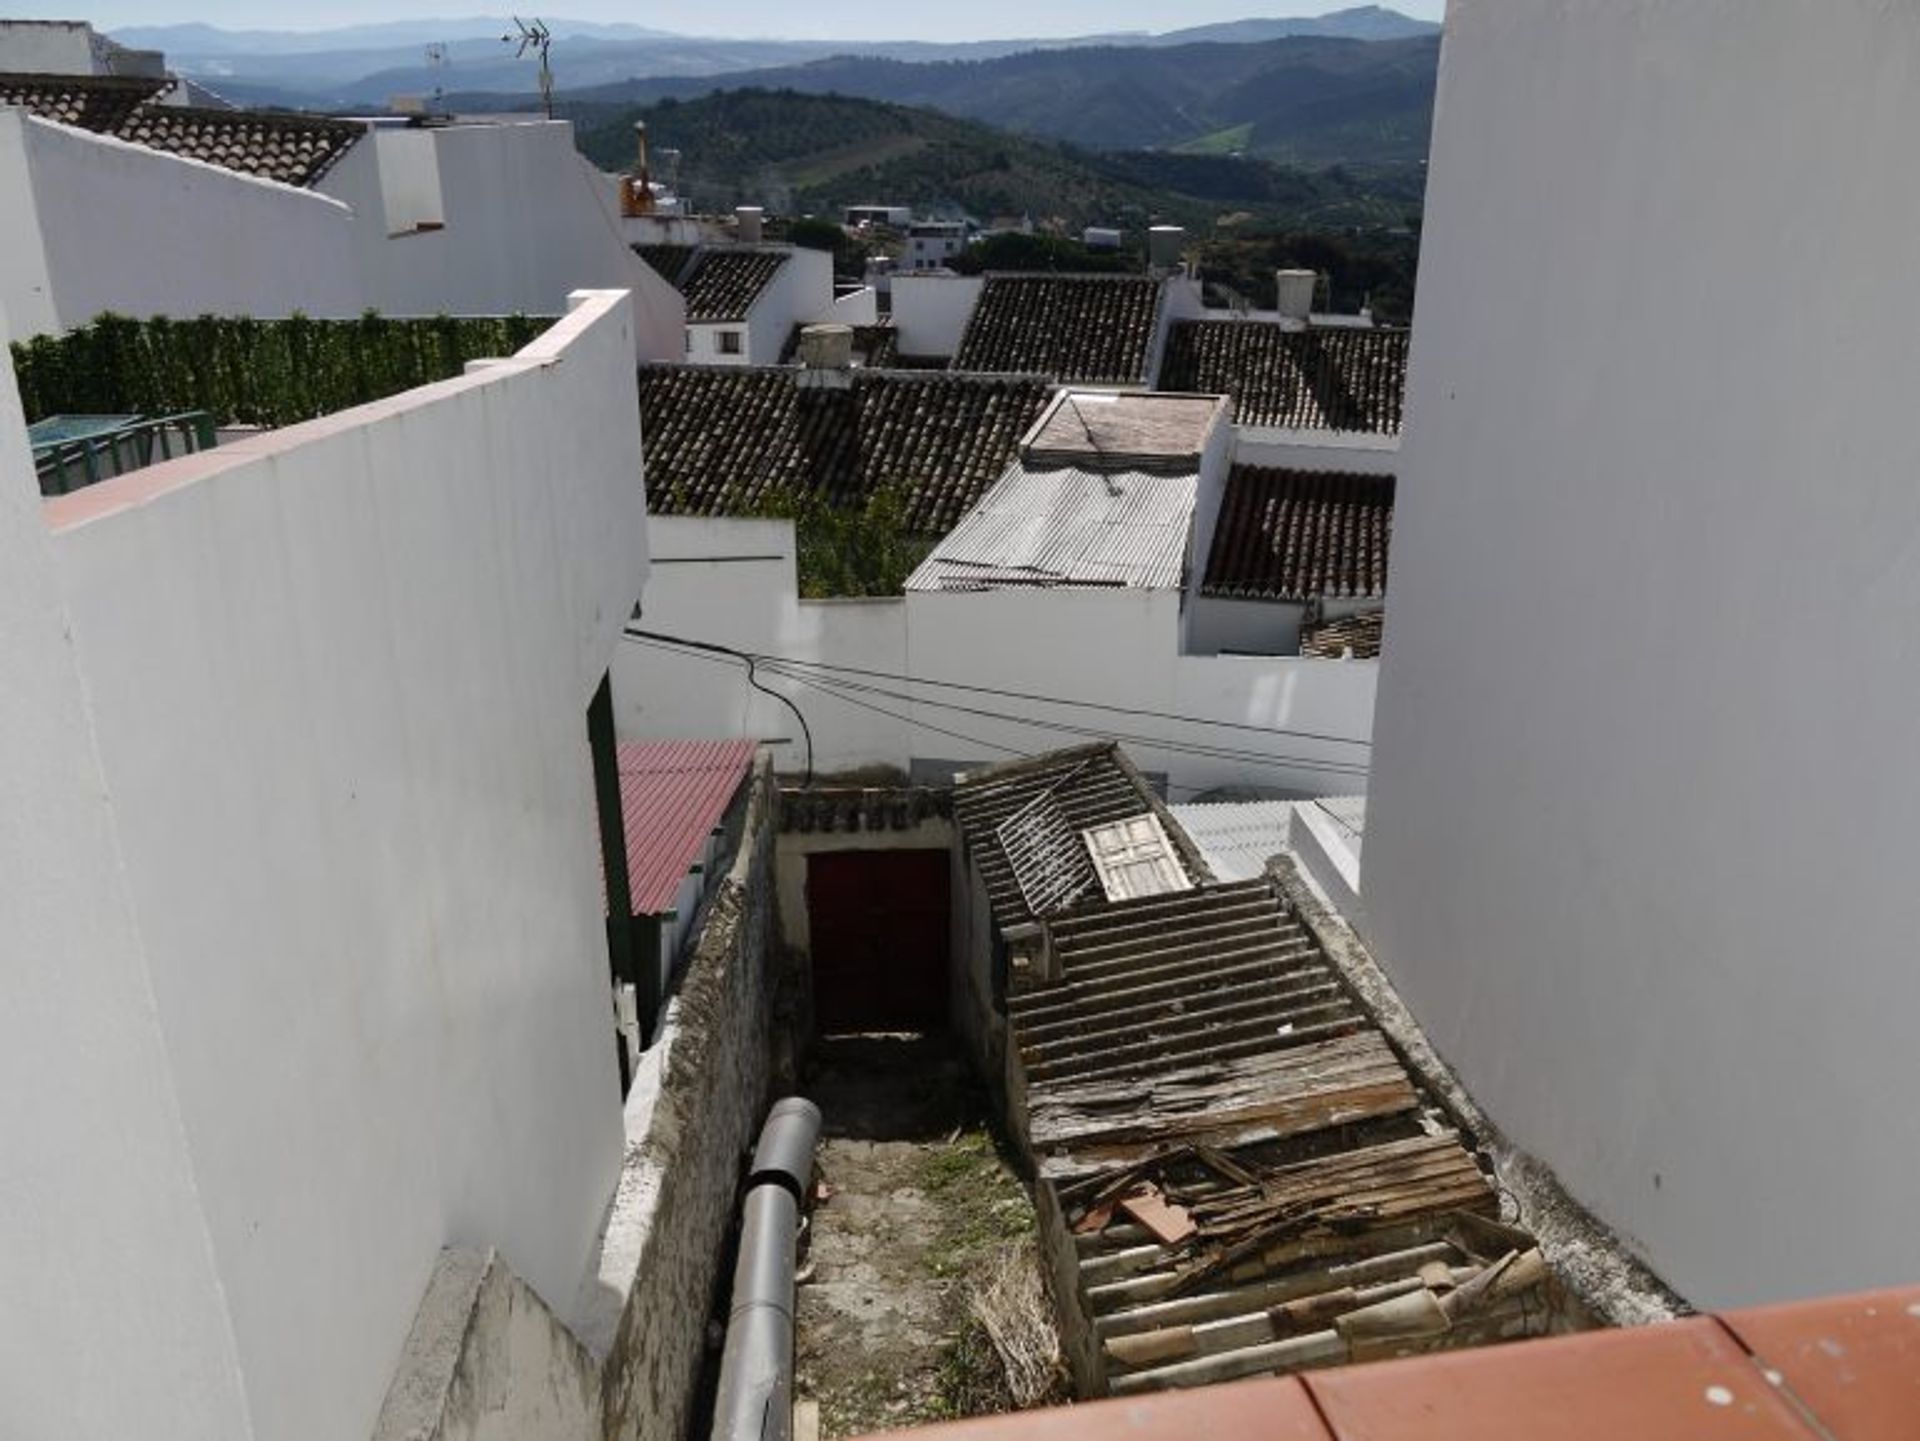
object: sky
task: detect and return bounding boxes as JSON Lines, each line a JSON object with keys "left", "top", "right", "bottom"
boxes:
{"left": 68, "top": 1, "right": 1445, "bottom": 44}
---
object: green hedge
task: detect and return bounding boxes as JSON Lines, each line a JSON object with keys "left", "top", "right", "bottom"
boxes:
{"left": 10, "top": 311, "right": 557, "bottom": 429}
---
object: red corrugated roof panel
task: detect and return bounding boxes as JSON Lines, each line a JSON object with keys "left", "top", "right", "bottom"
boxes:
{"left": 611, "top": 739, "right": 758, "bottom": 916}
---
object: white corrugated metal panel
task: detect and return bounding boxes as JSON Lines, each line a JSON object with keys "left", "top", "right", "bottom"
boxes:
{"left": 1167, "top": 800, "right": 1301, "bottom": 883}
{"left": 906, "top": 462, "right": 1197, "bottom": 592}
{"left": 1082, "top": 813, "right": 1194, "bottom": 901}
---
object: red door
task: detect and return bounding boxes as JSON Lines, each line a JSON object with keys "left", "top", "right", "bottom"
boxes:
{"left": 808, "top": 849, "right": 951, "bottom": 1034}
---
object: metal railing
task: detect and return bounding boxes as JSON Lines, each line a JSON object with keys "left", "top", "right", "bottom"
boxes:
{"left": 33, "top": 412, "right": 218, "bottom": 497}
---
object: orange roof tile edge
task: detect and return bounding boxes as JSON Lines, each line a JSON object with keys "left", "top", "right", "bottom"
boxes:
{"left": 847, "top": 1287, "right": 1920, "bottom": 1441}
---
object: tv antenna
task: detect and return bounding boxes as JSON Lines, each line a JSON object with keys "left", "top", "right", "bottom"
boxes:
{"left": 424, "top": 42, "right": 446, "bottom": 110}
{"left": 502, "top": 17, "right": 554, "bottom": 119}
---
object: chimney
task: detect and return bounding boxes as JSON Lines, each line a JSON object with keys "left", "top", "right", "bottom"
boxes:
{"left": 622, "top": 121, "right": 653, "bottom": 218}
{"left": 796, "top": 324, "right": 854, "bottom": 389}
{"left": 1148, "top": 225, "right": 1186, "bottom": 271}
{"left": 1275, "top": 268, "right": 1316, "bottom": 323}
{"left": 736, "top": 205, "right": 764, "bottom": 244}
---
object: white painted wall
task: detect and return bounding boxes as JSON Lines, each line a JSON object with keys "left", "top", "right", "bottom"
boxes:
{"left": 372, "top": 127, "right": 446, "bottom": 234}
{"left": 828, "top": 285, "right": 879, "bottom": 327}
{"left": 0, "top": 18, "right": 96, "bottom": 73}
{"left": 1233, "top": 432, "right": 1399, "bottom": 474}
{"left": 1363, "top": 0, "right": 1920, "bottom": 1307}
{"left": 617, "top": 516, "right": 1376, "bottom": 798}
{"left": 890, "top": 273, "right": 984, "bottom": 358}
{"left": 0, "top": 301, "right": 255, "bottom": 1441}
{"left": 1, "top": 111, "right": 362, "bottom": 337}
{"left": 617, "top": 516, "right": 910, "bottom": 773}
{"left": 748, "top": 245, "right": 833, "bottom": 364}
{"left": 13, "top": 291, "right": 647, "bottom": 1441}
{"left": 319, "top": 125, "right": 683, "bottom": 358}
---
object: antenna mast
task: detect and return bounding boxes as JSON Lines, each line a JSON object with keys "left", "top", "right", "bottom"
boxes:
{"left": 502, "top": 17, "right": 554, "bottom": 120}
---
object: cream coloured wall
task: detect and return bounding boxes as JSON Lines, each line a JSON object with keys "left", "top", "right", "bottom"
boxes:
{"left": 10, "top": 291, "right": 648, "bottom": 1441}
{"left": 1363, "top": 0, "right": 1920, "bottom": 1305}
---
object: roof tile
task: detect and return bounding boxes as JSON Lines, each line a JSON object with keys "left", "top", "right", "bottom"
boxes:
{"left": 1204, "top": 466, "right": 1394, "bottom": 602}
{"left": 1160, "top": 322, "right": 1407, "bottom": 433}
{"left": 636, "top": 364, "right": 1053, "bottom": 535}
{"left": 678, "top": 249, "right": 788, "bottom": 323}
{"left": 1719, "top": 1286, "right": 1920, "bottom": 1441}
{"left": 955, "top": 274, "right": 1163, "bottom": 385}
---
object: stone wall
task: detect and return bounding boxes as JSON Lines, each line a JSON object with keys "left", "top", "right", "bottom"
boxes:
{"left": 592, "top": 759, "right": 782, "bottom": 1441}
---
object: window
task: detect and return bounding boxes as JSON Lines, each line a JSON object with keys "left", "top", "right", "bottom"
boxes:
{"left": 718, "top": 331, "right": 742, "bottom": 356}
{"left": 1081, "top": 814, "right": 1193, "bottom": 902}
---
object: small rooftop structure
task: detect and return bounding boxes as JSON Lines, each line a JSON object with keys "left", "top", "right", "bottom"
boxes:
{"left": 1159, "top": 322, "right": 1408, "bottom": 434}
{"left": 955, "top": 274, "right": 1165, "bottom": 386}
{"left": 1024, "top": 389, "right": 1226, "bottom": 471}
{"left": 906, "top": 462, "right": 1198, "bottom": 592}
{"left": 1203, "top": 467, "right": 1394, "bottom": 603}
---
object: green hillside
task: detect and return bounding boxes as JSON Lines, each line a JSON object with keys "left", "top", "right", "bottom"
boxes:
{"left": 573, "top": 89, "right": 1421, "bottom": 237}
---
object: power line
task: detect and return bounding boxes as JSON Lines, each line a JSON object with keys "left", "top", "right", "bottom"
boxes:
{"left": 625, "top": 627, "right": 1372, "bottom": 749}
{"left": 756, "top": 661, "right": 1369, "bottom": 779}
{"left": 623, "top": 629, "right": 1368, "bottom": 780}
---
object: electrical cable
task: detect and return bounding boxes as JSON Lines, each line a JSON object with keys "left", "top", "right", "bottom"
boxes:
{"left": 639, "top": 630, "right": 814, "bottom": 783}
{"left": 755, "top": 660, "right": 1370, "bottom": 779}
{"left": 625, "top": 627, "right": 1372, "bottom": 748}
{"left": 622, "top": 628, "right": 1368, "bottom": 779}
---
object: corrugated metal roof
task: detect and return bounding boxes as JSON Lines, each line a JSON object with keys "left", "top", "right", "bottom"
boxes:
{"left": 906, "top": 462, "right": 1196, "bottom": 592}
{"left": 614, "top": 739, "right": 759, "bottom": 915}
{"left": 1168, "top": 800, "right": 1301, "bottom": 882}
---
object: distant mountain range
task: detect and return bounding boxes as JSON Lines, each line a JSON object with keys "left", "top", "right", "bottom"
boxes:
{"left": 568, "top": 87, "right": 1424, "bottom": 236}
{"left": 547, "top": 34, "right": 1439, "bottom": 165}
{"left": 109, "top": 7, "right": 1439, "bottom": 116}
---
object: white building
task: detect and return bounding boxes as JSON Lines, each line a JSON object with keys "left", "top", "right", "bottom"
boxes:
{"left": 903, "top": 218, "right": 968, "bottom": 271}
{"left": 1362, "top": 0, "right": 1920, "bottom": 1308}
{"left": 618, "top": 385, "right": 1379, "bottom": 797}
{"left": 0, "top": 69, "right": 684, "bottom": 353}
{"left": 635, "top": 241, "right": 877, "bottom": 366}
{"left": 0, "top": 290, "right": 657, "bottom": 1439}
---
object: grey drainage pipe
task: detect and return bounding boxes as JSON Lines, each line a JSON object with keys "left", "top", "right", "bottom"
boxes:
{"left": 712, "top": 1097, "right": 823, "bottom": 1441}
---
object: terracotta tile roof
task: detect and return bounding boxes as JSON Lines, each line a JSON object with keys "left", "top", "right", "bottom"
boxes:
{"left": 678, "top": 248, "right": 788, "bottom": 323}
{"left": 1204, "top": 466, "right": 1394, "bottom": 602}
{"left": 636, "top": 364, "right": 1054, "bottom": 535}
{"left": 1160, "top": 322, "right": 1408, "bottom": 433}
{"left": 1306, "top": 1318, "right": 1821, "bottom": 1441}
{"left": 108, "top": 104, "right": 363, "bottom": 188}
{"left": 1720, "top": 1286, "right": 1920, "bottom": 1441}
{"left": 1302, "top": 609, "right": 1385, "bottom": 659}
{"left": 856, "top": 1290, "right": 1920, "bottom": 1440}
{"left": 0, "top": 72, "right": 168, "bottom": 132}
{"left": 954, "top": 274, "right": 1164, "bottom": 385}
{"left": 1, "top": 73, "right": 365, "bottom": 188}
{"left": 633, "top": 244, "right": 698, "bottom": 285}
{"left": 613, "top": 739, "right": 758, "bottom": 915}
